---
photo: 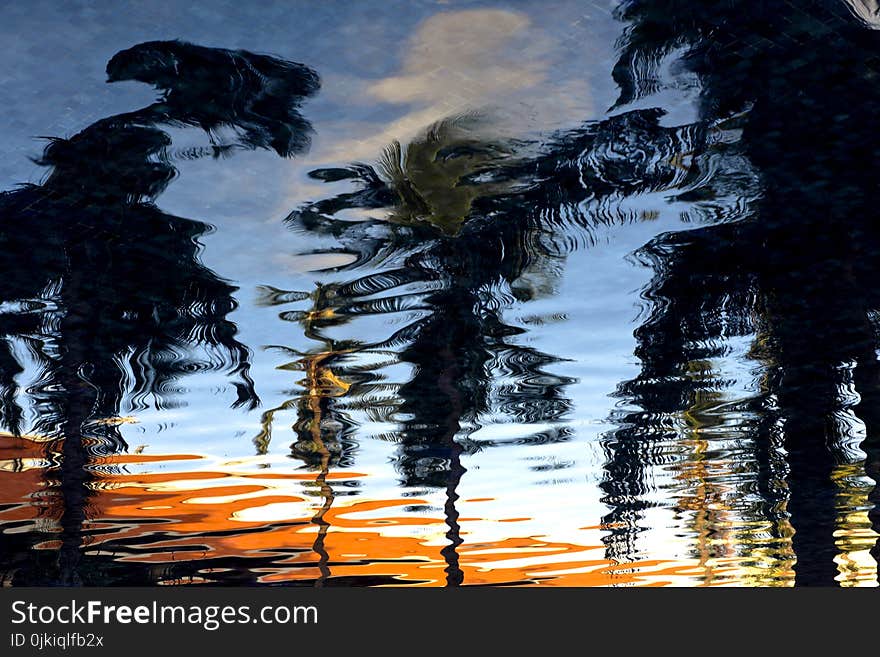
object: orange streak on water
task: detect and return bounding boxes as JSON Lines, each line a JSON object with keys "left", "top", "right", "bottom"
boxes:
{"left": 0, "top": 436, "right": 758, "bottom": 586}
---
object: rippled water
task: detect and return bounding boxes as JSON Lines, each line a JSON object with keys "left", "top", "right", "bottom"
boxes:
{"left": 2, "top": 0, "right": 880, "bottom": 587}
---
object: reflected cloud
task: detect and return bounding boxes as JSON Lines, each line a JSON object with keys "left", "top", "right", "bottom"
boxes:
{"left": 313, "top": 8, "right": 593, "bottom": 164}
{"left": 368, "top": 10, "right": 539, "bottom": 104}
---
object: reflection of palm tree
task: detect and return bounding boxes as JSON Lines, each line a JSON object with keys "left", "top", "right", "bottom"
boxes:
{"left": 605, "top": 0, "right": 880, "bottom": 584}
{"left": 374, "top": 115, "right": 518, "bottom": 235}
{"left": 283, "top": 97, "right": 754, "bottom": 582}
{"left": 0, "top": 41, "right": 318, "bottom": 585}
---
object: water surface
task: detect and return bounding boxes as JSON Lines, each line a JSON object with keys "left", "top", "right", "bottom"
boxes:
{"left": 1, "top": 0, "right": 879, "bottom": 587}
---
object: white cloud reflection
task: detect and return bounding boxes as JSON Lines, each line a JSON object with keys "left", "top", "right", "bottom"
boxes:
{"left": 311, "top": 8, "right": 594, "bottom": 164}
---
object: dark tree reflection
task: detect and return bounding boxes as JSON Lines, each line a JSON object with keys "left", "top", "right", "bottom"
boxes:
{"left": 278, "top": 102, "right": 753, "bottom": 583}
{"left": 105, "top": 40, "right": 320, "bottom": 157}
{"left": 603, "top": 0, "right": 880, "bottom": 584}
{"left": 0, "top": 41, "right": 318, "bottom": 585}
